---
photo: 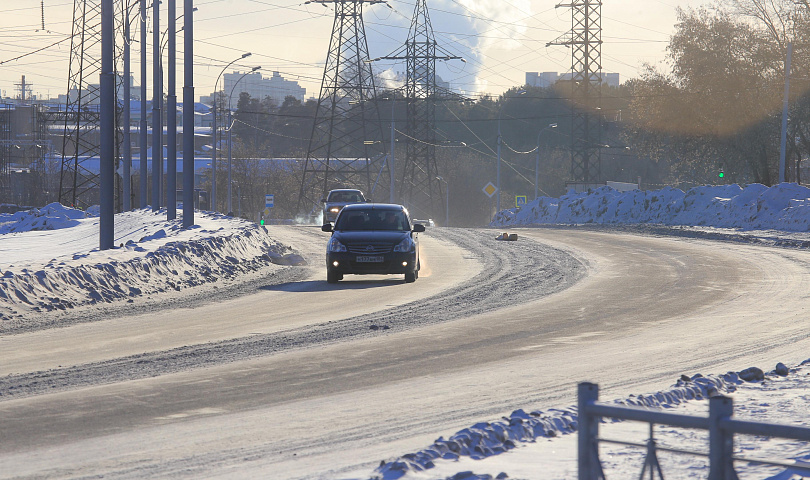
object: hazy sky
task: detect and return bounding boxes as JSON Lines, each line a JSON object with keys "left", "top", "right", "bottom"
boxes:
{"left": 0, "top": 0, "right": 702, "bottom": 102}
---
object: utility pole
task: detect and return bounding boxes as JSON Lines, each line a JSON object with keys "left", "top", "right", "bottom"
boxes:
{"left": 123, "top": 1, "right": 131, "bottom": 211}
{"left": 140, "top": 0, "right": 148, "bottom": 208}
{"left": 167, "top": 0, "right": 177, "bottom": 218}
{"left": 390, "top": 99, "right": 395, "bottom": 203}
{"left": 99, "top": 0, "right": 114, "bottom": 249}
{"left": 182, "top": 0, "right": 195, "bottom": 227}
{"left": 152, "top": 0, "right": 162, "bottom": 211}
{"left": 779, "top": 42, "right": 792, "bottom": 184}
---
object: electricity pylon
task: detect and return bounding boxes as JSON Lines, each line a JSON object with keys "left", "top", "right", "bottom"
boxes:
{"left": 547, "top": 0, "right": 603, "bottom": 184}
{"left": 380, "top": 0, "right": 461, "bottom": 219}
{"left": 297, "top": 0, "right": 389, "bottom": 216}
{"left": 59, "top": 0, "right": 125, "bottom": 209}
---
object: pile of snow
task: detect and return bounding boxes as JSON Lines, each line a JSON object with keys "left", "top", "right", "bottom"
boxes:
{"left": 373, "top": 372, "right": 739, "bottom": 479}
{"left": 492, "top": 183, "right": 810, "bottom": 231}
{"left": 0, "top": 202, "right": 91, "bottom": 233}
{"left": 0, "top": 205, "right": 292, "bottom": 322}
{"left": 374, "top": 361, "right": 810, "bottom": 480}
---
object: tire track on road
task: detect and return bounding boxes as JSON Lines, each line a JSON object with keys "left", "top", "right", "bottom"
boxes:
{"left": 0, "top": 228, "right": 586, "bottom": 400}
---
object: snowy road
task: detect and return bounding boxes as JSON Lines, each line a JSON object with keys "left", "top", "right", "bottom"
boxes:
{"left": 2, "top": 226, "right": 810, "bottom": 479}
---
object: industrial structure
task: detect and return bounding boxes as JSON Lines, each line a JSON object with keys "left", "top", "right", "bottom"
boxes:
{"left": 297, "top": 0, "right": 389, "bottom": 215}
{"left": 56, "top": 0, "right": 126, "bottom": 209}
{"left": 547, "top": 0, "right": 603, "bottom": 186}
{"left": 380, "top": 0, "right": 462, "bottom": 219}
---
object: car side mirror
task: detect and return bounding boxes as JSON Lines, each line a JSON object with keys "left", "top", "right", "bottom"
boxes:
{"left": 321, "top": 198, "right": 327, "bottom": 203}
{"left": 412, "top": 223, "right": 426, "bottom": 233}
{"left": 321, "top": 223, "right": 333, "bottom": 232}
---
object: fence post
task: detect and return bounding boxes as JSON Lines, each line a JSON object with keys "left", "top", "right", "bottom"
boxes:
{"left": 579, "top": 382, "right": 600, "bottom": 480}
{"left": 709, "top": 395, "right": 735, "bottom": 480}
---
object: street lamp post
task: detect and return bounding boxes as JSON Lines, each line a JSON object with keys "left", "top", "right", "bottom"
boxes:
{"left": 122, "top": 0, "right": 134, "bottom": 212}
{"left": 167, "top": 0, "right": 177, "bottom": 219}
{"left": 212, "top": 52, "right": 251, "bottom": 212}
{"left": 182, "top": 0, "right": 195, "bottom": 227}
{"left": 227, "top": 66, "right": 261, "bottom": 215}
{"left": 152, "top": 0, "right": 161, "bottom": 212}
{"left": 435, "top": 176, "right": 448, "bottom": 227}
{"left": 139, "top": 0, "right": 148, "bottom": 208}
{"left": 496, "top": 90, "right": 526, "bottom": 213}
{"left": 535, "top": 123, "right": 557, "bottom": 200}
{"left": 496, "top": 118, "right": 501, "bottom": 213}
{"left": 161, "top": 5, "right": 196, "bottom": 219}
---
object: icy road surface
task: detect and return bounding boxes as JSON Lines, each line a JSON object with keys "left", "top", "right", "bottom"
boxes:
{"left": 3, "top": 226, "right": 810, "bottom": 479}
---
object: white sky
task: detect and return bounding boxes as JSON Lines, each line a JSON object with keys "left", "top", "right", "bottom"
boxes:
{"left": 0, "top": 0, "right": 702, "bottom": 102}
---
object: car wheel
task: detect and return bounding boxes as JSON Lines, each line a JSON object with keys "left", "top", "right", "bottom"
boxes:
{"left": 405, "top": 270, "right": 417, "bottom": 283}
{"left": 327, "top": 269, "right": 340, "bottom": 284}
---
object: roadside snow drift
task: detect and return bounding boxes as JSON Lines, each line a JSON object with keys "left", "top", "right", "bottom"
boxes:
{"left": 374, "top": 362, "right": 808, "bottom": 480}
{"left": 492, "top": 183, "right": 810, "bottom": 231}
{"left": 0, "top": 205, "right": 291, "bottom": 322}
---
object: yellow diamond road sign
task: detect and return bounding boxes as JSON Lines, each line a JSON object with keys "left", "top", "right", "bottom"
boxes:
{"left": 483, "top": 182, "right": 497, "bottom": 197}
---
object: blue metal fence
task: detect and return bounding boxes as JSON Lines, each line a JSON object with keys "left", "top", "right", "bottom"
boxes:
{"left": 578, "top": 382, "right": 810, "bottom": 479}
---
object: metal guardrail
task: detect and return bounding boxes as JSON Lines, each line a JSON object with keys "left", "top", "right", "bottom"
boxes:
{"left": 578, "top": 382, "right": 810, "bottom": 479}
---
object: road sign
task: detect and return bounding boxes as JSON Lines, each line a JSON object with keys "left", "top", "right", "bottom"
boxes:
{"left": 263, "top": 207, "right": 271, "bottom": 216}
{"left": 516, "top": 195, "right": 527, "bottom": 208}
{"left": 265, "top": 194, "right": 274, "bottom": 208}
{"left": 483, "top": 182, "right": 497, "bottom": 198}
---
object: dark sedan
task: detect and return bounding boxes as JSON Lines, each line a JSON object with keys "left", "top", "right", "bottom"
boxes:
{"left": 321, "top": 204, "right": 425, "bottom": 283}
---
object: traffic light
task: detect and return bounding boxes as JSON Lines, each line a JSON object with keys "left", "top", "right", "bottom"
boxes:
{"left": 718, "top": 171, "right": 724, "bottom": 179}
{"left": 259, "top": 213, "right": 265, "bottom": 226}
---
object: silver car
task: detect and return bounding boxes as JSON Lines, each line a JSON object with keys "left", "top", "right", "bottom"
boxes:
{"left": 322, "top": 189, "right": 367, "bottom": 223}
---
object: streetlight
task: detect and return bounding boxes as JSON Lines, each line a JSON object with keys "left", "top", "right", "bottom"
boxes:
{"left": 435, "top": 176, "right": 449, "bottom": 227}
{"left": 212, "top": 52, "right": 251, "bottom": 212}
{"left": 496, "top": 90, "right": 526, "bottom": 213}
{"left": 535, "top": 123, "right": 557, "bottom": 200}
{"left": 227, "top": 65, "right": 261, "bottom": 215}
{"left": 122, "top": 0, "right": 141, "bottom": 212}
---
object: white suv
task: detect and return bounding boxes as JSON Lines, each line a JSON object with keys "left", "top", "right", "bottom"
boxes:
{"left": 322, "top": 189, "right": 367, "bottom": 223}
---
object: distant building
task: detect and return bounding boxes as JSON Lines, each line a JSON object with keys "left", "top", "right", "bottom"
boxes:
{"left": 220, "top": 71, "right": 306, "bottom": 107}
{"left": 525, "top": 72, "right": 559, "bottom": 89}
{"left": 526, "top": 71, "right": 621, "bottom": 88}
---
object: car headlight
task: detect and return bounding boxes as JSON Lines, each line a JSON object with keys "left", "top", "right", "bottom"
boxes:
{"left": 329, "top": 207, "right": 340, "bottom": 213}
{"left": 393, "top": 236, "right": 415, "bottom": 253}
{"left": 328, "top": 237, "right": 347, "bottom": 253}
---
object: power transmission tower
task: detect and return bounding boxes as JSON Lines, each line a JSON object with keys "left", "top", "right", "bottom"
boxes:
{"left": 380, "top": 0, "right": 461, "bottom": 219}
{"left": 59, "top": 0, "right": 125, "bottom": 209}
{"left": 297, "top": 0, "right": 389, "bottom": 215}
{"left": 547, "top": 0, "right": 602, "bottom": 185}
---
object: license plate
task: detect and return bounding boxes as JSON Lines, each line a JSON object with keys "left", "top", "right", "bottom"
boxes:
{"left": 356, "top": 255, "right": 384, "bottom": 263}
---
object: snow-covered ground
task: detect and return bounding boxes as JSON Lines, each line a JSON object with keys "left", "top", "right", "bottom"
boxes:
{"left": 373, "top": 361, "right": 810, "bottom": 480}
{"left": 3, "top": 183, "right": 810, "bottom": 479}
{"left": 492, "top": 182, "right": 810, "bottom": 233}
{"left": 0, "top": 203, "right": 298, "bottom": 329}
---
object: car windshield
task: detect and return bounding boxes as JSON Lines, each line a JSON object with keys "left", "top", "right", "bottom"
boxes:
{"left": 335, "top": 209, "right": 409, "bottom": 231}
{"left": 327, "top": 191, "right": 363, "bottom": 203}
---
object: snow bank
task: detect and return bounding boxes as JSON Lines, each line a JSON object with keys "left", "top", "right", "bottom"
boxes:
{"left": 0, "top": 206, "right": 292, "bottom": 322}
{"left": 0, "top": 202, "right": 90, "bottom": 233}
{"left": 373, "top": 363, "right": 802, "bottom": 480}
{"left": 492, "top": 183, "right": 810, "bottom": 231}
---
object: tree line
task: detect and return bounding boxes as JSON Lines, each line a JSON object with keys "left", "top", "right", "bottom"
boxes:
{"left": 214, "top": 0, "right": 810, "bottom": 224}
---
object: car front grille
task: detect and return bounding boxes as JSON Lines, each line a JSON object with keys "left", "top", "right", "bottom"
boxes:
{"left": 347, "top": 243, "right": 393, "bottom": 254}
